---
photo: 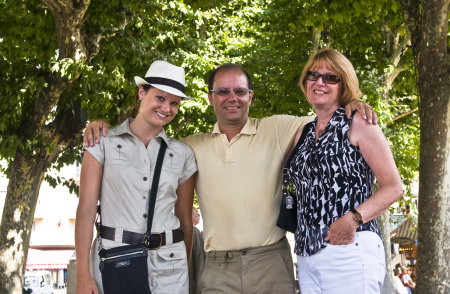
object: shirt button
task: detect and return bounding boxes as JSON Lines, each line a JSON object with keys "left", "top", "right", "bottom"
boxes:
{"left": 170, "top": 253, "right": 174, "bottom": 258}
{"left": 241, "top": 250, "right": 246, "bottom": 255}
{"left": 142, "top": 196, "right": 146, "bottom": 199}
{"left": 143, "top": 214, "right": 148, "bottom": 218}
{"left": 117, "top": 144, "right": 122, "bottom": 148}
{"left": 143, "top": 177, "right": 148, "bottom": 181}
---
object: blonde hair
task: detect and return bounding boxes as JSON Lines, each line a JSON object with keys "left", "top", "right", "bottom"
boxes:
{"left": 299, "top": 48, "right": 362, "bottom": 106}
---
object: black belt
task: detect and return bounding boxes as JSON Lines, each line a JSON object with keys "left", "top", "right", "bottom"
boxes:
{"left": 100, "top": 225, "right": 184, "bottom": 250}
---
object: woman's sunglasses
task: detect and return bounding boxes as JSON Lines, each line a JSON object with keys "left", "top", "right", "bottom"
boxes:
{"left": 306, "top": 71, "right": 341, "bottom": 84}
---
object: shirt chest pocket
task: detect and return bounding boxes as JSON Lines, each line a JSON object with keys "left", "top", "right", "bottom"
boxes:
{"left": 162, "top": 150, "right": 183, "bottom": 174}
{"left": 110, "top": 142, "right": 133, "bottom": 164}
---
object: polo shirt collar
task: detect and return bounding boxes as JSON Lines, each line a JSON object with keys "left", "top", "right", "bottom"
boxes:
{"left": 110, "top": 118, "right": 170, "bottom": 145}
{"left": 211, "top": 118, "right": 257, "bottom": 136}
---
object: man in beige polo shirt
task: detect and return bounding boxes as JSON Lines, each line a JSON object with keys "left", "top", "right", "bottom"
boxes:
{"left": 84, "top": 63, "right": 376, "bottom": 294}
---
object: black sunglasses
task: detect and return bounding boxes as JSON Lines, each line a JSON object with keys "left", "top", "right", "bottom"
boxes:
{"left": 306, "top": 71, "right": 341, "bottom": 84}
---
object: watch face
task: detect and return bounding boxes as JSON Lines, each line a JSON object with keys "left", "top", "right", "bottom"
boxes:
{"left": 353, "top": 213, "right": 363, "bottom": 225}
{"left": 351, "top": 208, "right": 363, "bottom": 224}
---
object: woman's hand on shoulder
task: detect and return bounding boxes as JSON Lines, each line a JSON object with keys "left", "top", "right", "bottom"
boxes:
{"left": 83, "top": 119, "right": 111, "bottom": 147}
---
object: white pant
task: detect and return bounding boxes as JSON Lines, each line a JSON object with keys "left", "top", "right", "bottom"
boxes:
{"left": 297, "top": 231, "right": 385, "bottom": 294}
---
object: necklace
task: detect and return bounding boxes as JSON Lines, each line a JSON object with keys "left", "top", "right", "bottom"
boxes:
{"left": 317, "top": 129, "right": 324, "bottom": 137}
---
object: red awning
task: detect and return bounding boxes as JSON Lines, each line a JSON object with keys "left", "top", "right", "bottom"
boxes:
{"left": 26, "top": 249, "right": 75, "bottom": 270}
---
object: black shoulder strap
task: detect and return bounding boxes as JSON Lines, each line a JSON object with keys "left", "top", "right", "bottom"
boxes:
{"left": 285, "top": 121, "right": 314, "bottom": 168}
{"left": 146, "top": 139, "right": 167, "bottom": 235}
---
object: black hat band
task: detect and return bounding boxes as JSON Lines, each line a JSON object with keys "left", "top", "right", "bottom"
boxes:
{"left": 144, "top": 77, "right": 185, "bottom": 93}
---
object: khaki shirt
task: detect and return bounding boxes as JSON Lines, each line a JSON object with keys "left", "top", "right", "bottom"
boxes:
{"left": 183, "top": 115, "right": 312, "bottom": 251}
{"left": 86, "top": 119, "right": 197, "bottom": 235}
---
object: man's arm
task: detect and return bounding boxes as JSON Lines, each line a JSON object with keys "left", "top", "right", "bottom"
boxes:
{"left": 84, "top": 100, "right": 377, "bottom": 147}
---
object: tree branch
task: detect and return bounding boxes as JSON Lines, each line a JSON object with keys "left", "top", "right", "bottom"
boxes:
{"left": 391, "top": 35, "right": 411, "bottom": 66}
{"left": 387, "top": 107, "right": 419, "bottom": 125}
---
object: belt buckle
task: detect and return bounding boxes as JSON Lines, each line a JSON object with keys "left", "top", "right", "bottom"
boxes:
{"left": 144, "top": 233, "right": 163, "bottom": 250}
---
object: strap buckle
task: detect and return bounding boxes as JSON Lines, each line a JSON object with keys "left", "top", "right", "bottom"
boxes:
{"left": 144, "top": 232, "right": 163, "bottom": 250}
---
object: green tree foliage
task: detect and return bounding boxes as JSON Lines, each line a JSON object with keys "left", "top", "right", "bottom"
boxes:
{"left": 244, "top": 0, "right": 420, "bottom": 207}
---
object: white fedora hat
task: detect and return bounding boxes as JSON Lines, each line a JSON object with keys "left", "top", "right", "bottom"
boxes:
{"left": 134, "top": 60, "right": 192, "bottom": 100}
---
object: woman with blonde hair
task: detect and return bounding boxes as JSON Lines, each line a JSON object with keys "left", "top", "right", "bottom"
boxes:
{"left": 287, "top": 48, "right": 403, "bottom": 293}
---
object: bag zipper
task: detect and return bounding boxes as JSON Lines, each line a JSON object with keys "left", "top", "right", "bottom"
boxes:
{"left": 100, "top": 249, "right": 146, "bottom": 262}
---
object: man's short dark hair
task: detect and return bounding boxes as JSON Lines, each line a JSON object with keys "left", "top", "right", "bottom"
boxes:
{"left": 208, "top": 63, "right": 253, "bottom": 91}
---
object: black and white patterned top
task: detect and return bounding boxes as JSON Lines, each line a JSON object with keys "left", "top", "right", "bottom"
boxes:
{"left": 287, "top": 108, "right": 380, "bottom": 256}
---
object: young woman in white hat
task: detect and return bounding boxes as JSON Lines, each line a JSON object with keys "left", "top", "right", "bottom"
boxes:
{"left": 75, "top": 61, "right": 197, "bottom": 294}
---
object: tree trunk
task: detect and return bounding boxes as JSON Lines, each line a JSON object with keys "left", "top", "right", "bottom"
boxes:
{"left": 400, "top": 0, "right": 450, "bottom": 293}
{"left": 0, "top": 151, "right": 50, "bottom": 293}
{"left": 415, "top": 1, "right": 450, "bottom": 292}
{"left": 377, "top": 211, "right": 393, "bottom": 290}
{"left": 0, "top": 1, "right": 91, "bottom": 292}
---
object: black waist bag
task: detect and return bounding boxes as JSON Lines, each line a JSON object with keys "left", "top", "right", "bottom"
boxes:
{"left": 99, "top": 243, "right": 151, "bottom": 294}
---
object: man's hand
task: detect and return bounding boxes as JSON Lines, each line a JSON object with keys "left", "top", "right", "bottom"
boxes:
{"left": 83, "top": 120, "right": 111, "bottom": 147}
{"left": 345, "top": 99, "right": 378, "bottom": 124}
{"left": 324, "top": 213, "right": 358, "bottom": 245}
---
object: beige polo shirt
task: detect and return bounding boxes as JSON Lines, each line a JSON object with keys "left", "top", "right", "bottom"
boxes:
{"left": 183, "top": 115, "right": 312, "bottom": 251}
{"left": 86, "top": 119, "right": 197, "bottom": 236}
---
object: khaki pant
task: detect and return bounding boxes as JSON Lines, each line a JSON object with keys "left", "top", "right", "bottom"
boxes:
{"left": 200, "top": 237, "right": 296, "bottom": 294}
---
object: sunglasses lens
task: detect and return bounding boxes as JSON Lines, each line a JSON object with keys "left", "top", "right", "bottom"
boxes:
{"left": 323, "top": 74, "right": 340, "bottom": 84}
{"left": 234, "top": 88, "right": 248, "bottom": 96}
{"left": 217, "top": 89, "right": 231, "bottom": 96}
{"left": 306, "top": 71, "right": 319, "bottom": 81}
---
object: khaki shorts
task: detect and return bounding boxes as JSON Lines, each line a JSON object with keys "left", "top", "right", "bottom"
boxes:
{"left": 200, "top": 237, "right": 296, "bottom": 294}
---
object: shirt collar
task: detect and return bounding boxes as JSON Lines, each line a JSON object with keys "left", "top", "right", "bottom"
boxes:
{"left": 110, "top": 118, "right": 170, "bottom": 145}
{"left": 211, "top": 118, "right": 257, "bottom": 136}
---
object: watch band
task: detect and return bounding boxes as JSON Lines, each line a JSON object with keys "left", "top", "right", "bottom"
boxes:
{"left": 350, "top": 207, "right": 363, "bottom": 226}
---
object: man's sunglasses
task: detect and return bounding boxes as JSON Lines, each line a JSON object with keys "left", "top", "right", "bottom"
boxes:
{"left": 306, "top": 71, "right": 341, "bottom": 84}
{"left": 209, "top": 87, "right": 252, "bottom": 96}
